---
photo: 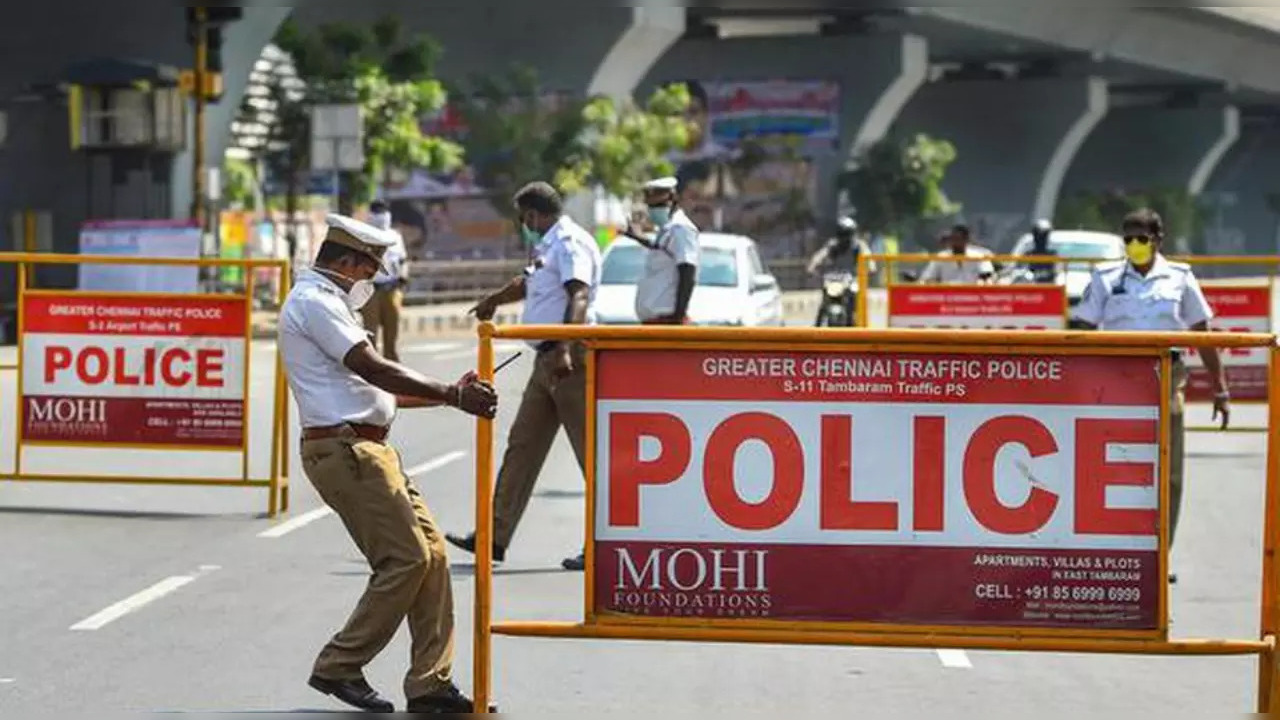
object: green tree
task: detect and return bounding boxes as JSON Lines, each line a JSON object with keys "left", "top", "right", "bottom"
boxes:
{"left": 221, "top": 156, "right": 258, "bottom": 209}
{"left": 451, "top": 66, "right": 694, "bottom": 218}
{"left": 837, "top": 133, "right": 961, "bottom": 242}
{"left": 1055, "top": 187, "right": 1209, "bottom": 254}
{"left": 270, "top": 17, "right": 462, "bottom": 213}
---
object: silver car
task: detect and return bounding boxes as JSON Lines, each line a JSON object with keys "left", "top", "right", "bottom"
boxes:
{"left": 1005, "top": 229, "right": 1126, "bottom": 306}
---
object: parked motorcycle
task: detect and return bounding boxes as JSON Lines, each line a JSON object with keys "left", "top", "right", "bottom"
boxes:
{"left": 816, "top": 271, "right": 858, "bottom": 327}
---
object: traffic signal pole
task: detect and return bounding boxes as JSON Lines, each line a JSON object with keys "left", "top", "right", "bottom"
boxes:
{"left": 191, "top": 5, "right": 208, "bottom": 225}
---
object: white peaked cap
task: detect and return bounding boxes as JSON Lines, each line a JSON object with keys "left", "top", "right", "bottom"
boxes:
{"left": 643, "top": 176, "right": 679, "bottom": 192}
{"left": 324, "top": 213, "right": 397, "bottom": 269}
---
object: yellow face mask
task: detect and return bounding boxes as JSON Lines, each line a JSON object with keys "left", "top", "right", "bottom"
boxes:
{"left": 1124, "top": 236, "right": 1154, "bottom": 266}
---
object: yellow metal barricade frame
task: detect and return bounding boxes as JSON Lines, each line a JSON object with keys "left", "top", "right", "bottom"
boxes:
{"left": 0, "top": 252, "right": 292, "bottom": 517}
{"left": 471, "top": 323, "right": 1280, "bottom": 713}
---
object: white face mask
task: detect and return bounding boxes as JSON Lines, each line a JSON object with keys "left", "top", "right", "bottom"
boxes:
{"left": 315, "top": 267, "right": 375, "bottom": 311}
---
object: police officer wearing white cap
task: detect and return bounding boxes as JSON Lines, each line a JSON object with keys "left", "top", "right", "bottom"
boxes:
{"left": 446, "top": 181, "right": 602, "bottom": 572}
{"left": 1070, "top": 208, "right": 1229, "bottom": 582}
{"left": 629, "top": 176, "right": 700, "bottom": 324}
{"left": 279, "top": 214, "right": 498, "bottom": 713}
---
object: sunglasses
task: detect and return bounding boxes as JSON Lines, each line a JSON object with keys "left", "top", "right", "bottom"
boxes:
{"left": 1122, "top": 234, "right": 1155, "bottom": 245}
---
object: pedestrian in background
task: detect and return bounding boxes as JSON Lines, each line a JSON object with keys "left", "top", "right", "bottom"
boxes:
{"left": 279, "top": 213, "right": 497, "bottom": 713}
{"left": 918, "top": 223, "right": 995, "bottom": 285}
{"left": 629, "top": 176, "right": 700, "bottom": 324}
{"left": 362, "top": 199, "right": 409, "bottom": 361}
{"left": 447, "top": 181, "right": 602, "bottom": 572}
{"left": 1070, "top": 207, "right": 1230, "bottom": 582}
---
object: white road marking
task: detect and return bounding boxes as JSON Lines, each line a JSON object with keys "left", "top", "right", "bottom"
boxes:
{"left": 0, "top": 678, "right": 14, "bottom": 684}
{"left": 257, "top": 452, "right": 466, "bottom": 540}
{"left": 936, "top": 649, "right": 973, "bottom": 669}
{"left": 257, "top": 506, "right": 335, "bottom": 539}
{"left": 405, "top": 450, "right": 468, "bottom": 478}
{"left": 70, "top": 566, "right": 220, "bottom": 631}
{"left": 402, "top": 342, "right": 464, "bottom": 355}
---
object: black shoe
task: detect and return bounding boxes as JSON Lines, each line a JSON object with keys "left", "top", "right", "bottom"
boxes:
{"left": 1169, "top": 572, "right": 1179, "bottom": 584}
{"left": 446, "top": 532, "right": 506, "bottom": 563}
{"left": 407, "top": 683, "right": 474, "bottom": 713}
{"left": 561, "top": 551, "right": 586, "bottom": 571}
{"left": 308, "top": 674, "right": 395, "bottom": 713}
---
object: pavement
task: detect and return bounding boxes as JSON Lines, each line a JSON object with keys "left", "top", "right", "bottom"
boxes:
{"left": 0, "top": 335, "right": 1271, "bottom": 717}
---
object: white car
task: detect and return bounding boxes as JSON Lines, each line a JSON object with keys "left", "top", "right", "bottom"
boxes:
{"left": 1006, "top": 229, "right": 1126, "bottom": 306}
{"left": 594, "top": 233, "right": 785, "bottom": 326}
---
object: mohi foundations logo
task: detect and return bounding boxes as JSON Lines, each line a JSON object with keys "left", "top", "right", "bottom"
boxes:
{"left": 609, "top": 546, "right": 773, "bottom": 618}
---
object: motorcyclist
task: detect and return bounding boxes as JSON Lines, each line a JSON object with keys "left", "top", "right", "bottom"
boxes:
{"left": 807, "top": 217, "right": 874, "bottom": 326}
{"left": 1025, "top": 218, "right": 1058, "bottom": 284}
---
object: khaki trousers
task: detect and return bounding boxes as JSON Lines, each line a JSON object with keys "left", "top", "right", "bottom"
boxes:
{"left": 361, "top": 285, "right": 403, "bottom": 361}
{"left": 301, "top": 429, "right": 453, "bottom": 699}
{"left": 492, "top": 345, "right": 588, "bottom": 549}
{"left": 1169, "top": 360, "right": 1188, "bottom": 547}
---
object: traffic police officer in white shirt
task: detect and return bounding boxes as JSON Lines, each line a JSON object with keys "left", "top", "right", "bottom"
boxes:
{"left": 1070, "top": 208, "right": 1230, "bottom": 579}
{"left": 630, "top": 176, "right": 700, "bottom": 324}
{"left": 279, "top": 214, "right": 497, "bottom": 714}
{"left": 918, "top": 223, "right": 996, "bottom": 285}
{"left": 362, "top": 200, "right": 409, "bottom": 361}
{"left": 446, "top": 181, "right": 602, "bottom": 571}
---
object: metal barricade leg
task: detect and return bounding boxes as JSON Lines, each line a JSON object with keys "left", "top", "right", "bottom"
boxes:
{"left": 474, "top": 323, "right": 496, "bottom": 711}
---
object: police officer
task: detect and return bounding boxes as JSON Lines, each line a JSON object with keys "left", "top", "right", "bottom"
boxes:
{"left": 630, "top": 176, "right": 700, "bottom": 324}
{"left": 279, "top": 214, "right": 498, "bottom": 713}
{"left": 1070, "top": 208, "right": 1230, "bottom": 579}
{"left": 446, "top": 181, "right": 602, "bottom": 572}
{"left": 362, "top": 200, "right": 410, "bottom": 361}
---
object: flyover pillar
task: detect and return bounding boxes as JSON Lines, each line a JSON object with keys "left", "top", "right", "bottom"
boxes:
{"left": 1061, "top": 102, "right": 1240, "bottom": 251}
{"left": 894, "top": 76, "right": 1109, "bottom": 249}
{"left": 1201, "top": 112, "right": 1280, "bottom": 260}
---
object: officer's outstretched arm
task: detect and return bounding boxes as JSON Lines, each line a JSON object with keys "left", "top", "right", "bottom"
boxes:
{"left": 344, "top": 342, "right": 497, "bottom": 419}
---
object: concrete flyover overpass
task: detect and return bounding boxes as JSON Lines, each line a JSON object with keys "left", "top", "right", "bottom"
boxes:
{"left": 1, "top": 2, "right": 1279, "bottom": 269}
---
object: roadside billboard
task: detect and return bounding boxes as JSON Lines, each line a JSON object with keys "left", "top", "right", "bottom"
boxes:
{"left": 78, "top": 220, "right": 202, "bottom": 294}
{"left": 592, "top": 348, "right": 1164, "bottom": 634}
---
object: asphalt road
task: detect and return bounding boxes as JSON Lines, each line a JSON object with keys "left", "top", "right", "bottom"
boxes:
{"left": 0, "top": 338, "right": 1271, "bottom": 717}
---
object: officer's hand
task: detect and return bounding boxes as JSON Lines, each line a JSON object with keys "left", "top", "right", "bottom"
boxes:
{"left": 470, "top": 298, "right": 497, "bottom": 322}
{"left": 455, "top": 380, "right": 497, "bottom": 419}
{"left": 552, "top": 345, "right": 574, "bottom": 379}
{"left": 1213, "top": 393, "right": 1231, "bottom": 430}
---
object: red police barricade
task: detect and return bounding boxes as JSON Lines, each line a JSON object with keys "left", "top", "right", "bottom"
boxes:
{"left": 886, "top": 284, "right": 1068, "bottom": 330}
{"left": 2, "top": 252, "right": 293, "bottom": 517}
{"left": 470, "top": 323, "right": 1280, "bottom": 713}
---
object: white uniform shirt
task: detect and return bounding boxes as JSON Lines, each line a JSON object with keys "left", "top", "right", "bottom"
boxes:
{"left": 372, "top": 230, "right": 408, "bottom": 286}
{"left": 521, "top": 216, "right": 602, "bottom": 343}
{"left": 1072, "top": 255, "right": 1213, "bottom": 331}
{"left": 635, "top": 209, "right": 700, "bottom": 321}
{"left": 918, "top": 245, "right": 995, "bottom": 284}
{"left": 279, "top": 268, "right": 397, "bottom": 428}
